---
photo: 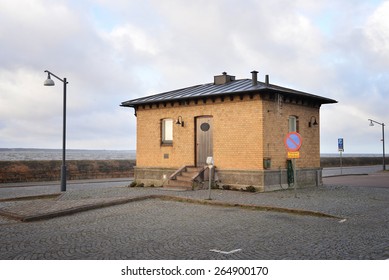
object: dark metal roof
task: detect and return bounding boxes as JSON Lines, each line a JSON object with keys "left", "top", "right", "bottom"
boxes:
{"left": 121, "top": 79, "right": 337, "bottom": 107}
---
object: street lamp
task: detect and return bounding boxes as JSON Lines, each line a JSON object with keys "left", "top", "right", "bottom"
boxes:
{"left": 368, "top": 119, "right": 386, "bottom": 171}
{"left": 44, "top": 70, "right": 68, "bottom": 192}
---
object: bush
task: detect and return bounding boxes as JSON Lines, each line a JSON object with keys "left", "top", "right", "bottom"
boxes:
{"left": 222, "top": 185, "right": 231, "bottom": 190}
{"left": 244, "top": 185, "right": 257, "bottom": 193}
{"left": 128, "top": 181, "right": 137, "bottom": 188}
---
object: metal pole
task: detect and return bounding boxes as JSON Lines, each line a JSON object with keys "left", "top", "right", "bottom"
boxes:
{"left": 61, "top": 78, "right": 67, "bottom": 192}
{"left": 44, "top": 70, "right": 68, "bottom": 192}
{"left": 340, "top": 150, "right": 343, "bottom": 175}
{"left": 292, "top": 158, "right": 297, "bottom": 198}
{"left": 207, "top": 166, "right": 212, "bottom": 200}
{"left": 369, "top": 119, "right": 386, "bottom": 171}
{"left": 382, "top": 123, "right": 386, "bottom": 171}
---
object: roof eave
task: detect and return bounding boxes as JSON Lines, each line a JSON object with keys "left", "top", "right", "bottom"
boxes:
{"left": 266, "top": 88, "right": 337, "bottom": 104}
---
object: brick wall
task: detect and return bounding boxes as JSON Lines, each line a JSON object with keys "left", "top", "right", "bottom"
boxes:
{"left": 0, "top": 160, "right": 135, "bottom": 183}
{"left": 262, "top": 98, "right": 320, "bottom": 169}
{"left": 136, "top": 95, "right": 264, "bottom": 170}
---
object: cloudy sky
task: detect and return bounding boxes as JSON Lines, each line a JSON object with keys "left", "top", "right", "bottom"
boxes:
{"left": 1, "top": 0, "right": 388, "bottom": 154}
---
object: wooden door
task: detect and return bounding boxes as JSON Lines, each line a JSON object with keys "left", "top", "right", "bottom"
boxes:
{"left": 196, "top": 116, "right": 213, "bottom": 166}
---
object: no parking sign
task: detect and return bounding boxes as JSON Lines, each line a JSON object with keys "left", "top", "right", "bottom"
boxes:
{"left": 284, "top": 132, "right": 302, "bottom": 158}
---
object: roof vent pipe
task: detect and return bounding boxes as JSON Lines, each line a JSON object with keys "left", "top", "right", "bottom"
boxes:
{"left": 251, "top": 70, "right": 258, "bottom": 86}
{"left": 265, "top": 74, "right": 269, "bottom": 86}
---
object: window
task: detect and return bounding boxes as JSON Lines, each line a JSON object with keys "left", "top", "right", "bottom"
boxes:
{"left": 162, "top": 119, "right": 173, "bottom": 144}
{"left": 288, "top": 116, "right": 299, "bottom": 132}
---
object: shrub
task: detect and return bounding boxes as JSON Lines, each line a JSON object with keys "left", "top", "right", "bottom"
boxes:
{"left": 222, "top": 185, "right": 231, "bottom": 190}
{"left": 244, "top": 185, "right": 257, "bottom": 193}
{"left": 129, "top": 181, "right": 137, "bottom": 188}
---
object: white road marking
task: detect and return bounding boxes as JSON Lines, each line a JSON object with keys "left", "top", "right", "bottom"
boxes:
{"left": 339, "top": 219, "right": 347, "bottom": 223}
{"left": 210, "top": 248, "right": 242, "bottom": 254}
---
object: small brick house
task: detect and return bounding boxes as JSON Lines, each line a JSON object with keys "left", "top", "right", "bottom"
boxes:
{"left": 121, "top": 71, "right": 336, "bottom": 191}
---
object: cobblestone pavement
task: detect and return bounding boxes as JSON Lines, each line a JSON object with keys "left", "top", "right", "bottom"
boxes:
{"left": 0, "top": 175, "right": 388, "bottom": 260}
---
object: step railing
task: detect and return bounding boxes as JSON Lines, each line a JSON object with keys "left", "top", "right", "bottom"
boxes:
{"left": 168, "top": 165, "right": 187, "bottom": 180}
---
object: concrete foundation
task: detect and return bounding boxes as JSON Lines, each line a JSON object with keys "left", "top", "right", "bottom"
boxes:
{"left": 134, "top": 167, "right": 176, "bottom": 187}
{"left": 134, "top": 166, "right": 322, "bottom": 192}
{"left": 262, "top": 168, "right": 322, "bottom": 191}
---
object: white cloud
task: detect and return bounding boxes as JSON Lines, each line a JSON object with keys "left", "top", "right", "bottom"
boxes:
{"left": 364, "top": 1, "right": 389, "bottom": 67}
{"left": 0, "top": 0, "right": 387, "bottom": 153}
{"left": 0, "top": 0, "right": 84, "bottom": 69}
{"left": 103, "top": 24, "right": 159, "bottom": 57}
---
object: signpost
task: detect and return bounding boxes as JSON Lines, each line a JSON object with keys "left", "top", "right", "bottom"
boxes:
{"left": 284, "top": 132, "right": 302, "bottom": 197}
{"left": 206, "top": 156, "right": 214, "bottom": 200}
{"left": 338, "top": 138, "right": 344, "bottom": 175}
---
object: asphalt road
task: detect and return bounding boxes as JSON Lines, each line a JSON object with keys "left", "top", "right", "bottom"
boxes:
{"left": 323, "top": 172, "right": 389, "bottom": 188}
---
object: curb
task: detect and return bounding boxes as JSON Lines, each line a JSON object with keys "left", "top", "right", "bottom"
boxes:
{"left": 0, "top": 194, "right": 342, "bottom": 222}
{"left": 0, "top": 196, "right": 154, "bottom": 222}
{"left": 323, "top": 174, "right": 368, "bottom": 178}
{"left": 0, "top": 178, "right": 133, "bottom": 189}
{"left": 153, "top": 195, "right": 342, "bottom": 219}
{"left": 0, "top": 193, "right": 62, "bottom": 202}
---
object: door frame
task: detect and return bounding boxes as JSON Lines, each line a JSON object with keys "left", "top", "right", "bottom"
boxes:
{"left": 194, "top": 115, "right": 213, "bottom": 167}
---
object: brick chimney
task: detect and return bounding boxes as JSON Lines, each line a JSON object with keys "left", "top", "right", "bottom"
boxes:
{"left": 214, "top": 72, "right": 235, "bottom": 85}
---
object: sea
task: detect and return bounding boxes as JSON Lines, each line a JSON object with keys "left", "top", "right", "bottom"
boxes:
{"left": 0, "top": 148, "right": 136, "bottom": 161}
{"left": 0, "top": 148, "right": 382, "bottom": 161}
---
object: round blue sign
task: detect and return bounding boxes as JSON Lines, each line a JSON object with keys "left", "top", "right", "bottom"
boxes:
{"left": 284, "top": 132, "right": 302, "bottom": 152}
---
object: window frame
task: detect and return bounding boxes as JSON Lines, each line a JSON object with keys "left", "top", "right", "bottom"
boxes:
{"left": 161, "top": 118, "right": 173, "bottom": 145}
{"left": 288, "top": 115, "right": 299, "bottom": 133}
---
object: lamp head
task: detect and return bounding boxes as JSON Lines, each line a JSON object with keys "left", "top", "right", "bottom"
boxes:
{"left": 309, "top": 116, "right": 318, "bottom": 127}
{"left": 176, "top": 116, "right": 184, "bottom": 127}
{"left": 44, "top": 73, "right": 55, "bottom": 86}
{"left": 369, "top": 120, "right": 374, "bottom": 127}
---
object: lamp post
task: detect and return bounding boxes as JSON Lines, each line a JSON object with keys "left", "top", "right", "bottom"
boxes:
{"left": 44, "top": 70, "right": 68, "bottom": 192}
{"left": 368, "top": 119, "right": 386, "bottom": 171}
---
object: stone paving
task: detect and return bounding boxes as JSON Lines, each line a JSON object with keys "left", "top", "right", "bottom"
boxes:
{"left": 0, "top": 174, "right": 388, "bottom": 260}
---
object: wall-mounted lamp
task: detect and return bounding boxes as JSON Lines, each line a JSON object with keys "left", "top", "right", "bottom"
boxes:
{"left": 176, "top": 116, "right": 184, "bottom": 127}
{"left": 309, "top": 116, "right": 318, "bottom": 127}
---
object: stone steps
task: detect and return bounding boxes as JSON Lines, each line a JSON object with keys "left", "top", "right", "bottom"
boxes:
{"left": 163, "top": 166, "right": 204, "bottom": 190}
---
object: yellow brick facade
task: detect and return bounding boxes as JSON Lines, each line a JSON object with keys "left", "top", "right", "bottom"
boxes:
{"left": 135, "top": 94, "right": 320, "bottom": 172}
{"left": 262, "top": 98, "right": 320, "bottom": 169}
